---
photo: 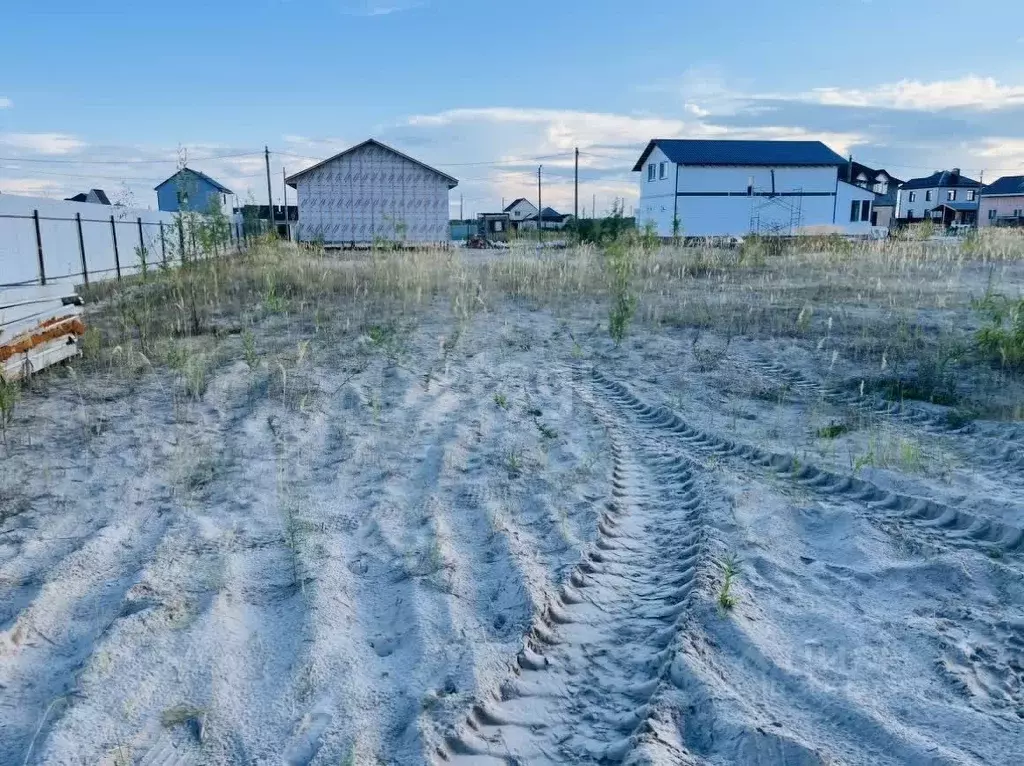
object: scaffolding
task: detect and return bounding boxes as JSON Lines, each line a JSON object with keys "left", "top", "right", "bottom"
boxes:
{"left": 748, "top": 188, "right": 804, "bottom": 236}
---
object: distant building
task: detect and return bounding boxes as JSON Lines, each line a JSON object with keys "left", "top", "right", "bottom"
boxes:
{"left": 477, "top": 212, "right": 511, "bottom": 240}
{"left": 504, "top": 198, "right": 538, "bottom": 224}
{"left": 234, "top": 204, "right": 298, "bottom": 239}
{"left": 286, "top": 139, "right": 457, "bottom": 245}
{"left": 155, "top": 168, "right": 233, "bottom": 213}
{"left": 895, "top": 169, "right": 981, "bottom": 227}
{"left": 634, "top": 139, "right": 875, "bottom": 238}
{"left": 979, "top": 175, "right": 1024, "bottom": 228}
{"left": 519, "top": 206, "right": 572, "bottom": 231}
{"left": 843, "top": 162, "right": 903, "bottom": 228}
{"left": 64, "top": 188, "right": 111, "bottom": 205}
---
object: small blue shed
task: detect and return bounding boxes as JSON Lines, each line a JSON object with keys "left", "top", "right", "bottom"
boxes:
{"left": 155, "top": 167, "right": 233, "bottom": 213}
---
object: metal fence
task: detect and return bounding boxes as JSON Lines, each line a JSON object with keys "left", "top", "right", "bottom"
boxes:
{"left": 0, "top": 195, "right": 249, "bottom": 289}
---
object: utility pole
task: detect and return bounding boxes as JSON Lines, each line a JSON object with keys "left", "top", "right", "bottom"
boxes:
{"left": 460, "top": 194, "right": 464, "bottom": 220}
{"left": 574, "top": 147, "right": 579, "bottom": 238}
{"left": 264, "top": 146, "right": 274, "bottom": 236}
{"left": 282, "top": 166, "right": 289, "bottom": 241}
{"left": 537, "top": 165, "right": 543, "bottom": 243}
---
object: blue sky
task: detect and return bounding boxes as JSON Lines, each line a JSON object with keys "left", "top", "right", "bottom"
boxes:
{"left": 2, "top": 0, "right": 1023, "bottom": 215}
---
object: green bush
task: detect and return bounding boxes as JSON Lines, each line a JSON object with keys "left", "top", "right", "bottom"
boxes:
{"left": 973, "top": 292, "right": 1024, "bottom": 369}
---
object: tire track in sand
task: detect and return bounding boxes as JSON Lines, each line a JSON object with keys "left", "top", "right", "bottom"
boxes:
{"left": 438, "top": 382, "right": 709, "bottom": 764}
{"left": 747, "top": 356, "right": 1024, "bottom": 489}
{"left": 592, "top": 369, "right": 1024, "bottom": 560}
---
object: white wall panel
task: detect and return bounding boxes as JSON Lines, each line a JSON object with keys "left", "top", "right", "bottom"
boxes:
{"left": 0, "top": 195, "right": 180, "bottom": 286}
{"left": 295, "top": 143, "right": 452, "bottom": 244}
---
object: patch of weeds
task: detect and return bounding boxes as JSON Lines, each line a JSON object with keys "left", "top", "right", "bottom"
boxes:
{"left": 972, "top": 291, "right": 1024, "bottom": 369}
{"left": 693, "top": 347, "right": 726, "bottom": 372}
{"left": 81, "top": 327, "right": 103, "bottom": 359}
{"left": 505, "top": 449, "right": 523, "bottom": 478}
{"left": 161, "top": 704, "right": 205, "bottom": 728}
{"left": 0, "top": 376, "right": 19, "bottom": 443}
{"left": 944, "top": 408, "right": 976, "bottom": 430}
{"left": 535, "top": 421, "right": 558, "bottom": 440}
{"left": 815, "top": 421, "right": 852, "bottom": 439}
{"left": 879, "top": 377, "right": 959, "bottom": 407}
{"left": 526, "top": 406, "right": 542, "bottom": 418}
{"left": 493, "top": 392, "right": 508, "bottom": 410}
{"left": 717, "top": 553, "right": 742, "bottom": 612}
{"left": 183, "top": 354, "right": 208, "bottom": 399}
{"left": 242, "top": 328, "right": 260, "bottom": 371}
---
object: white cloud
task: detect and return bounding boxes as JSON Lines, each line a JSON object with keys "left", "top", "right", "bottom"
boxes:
{"left": 339, "top": 0, "right": 424, "bottom": 16}
{"left": 0, "top": 177, "right": 65, "bottom": 197}
{"left": 0, "top": 97, "right": 11, "bottom": 109}
{"left": 1, "top": 132, "right": 86, "bottom": 155}
{"left": 795, "top": 76, "right": 1024, "bottom": 111}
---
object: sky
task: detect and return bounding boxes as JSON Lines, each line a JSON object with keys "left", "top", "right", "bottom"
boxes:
{"left": 2, "top": 0, "right": 1024, "bottom": 217}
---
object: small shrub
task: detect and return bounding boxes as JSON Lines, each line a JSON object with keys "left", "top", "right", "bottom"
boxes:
{"left": 0, "top": 376, "right": 19, "bottom": 443}
{"left": 717, "top": 553, "right": 742, "bottom": 611}
{"left": 816, "top": 421, "right": 851, "bottom": 439}
{"left": 493, "top": 392, "right": 508, "bottom": 409}
{"left": 242, "top": 329, "right": 260, "bottom": 371}
{"left": 972, "top": 293, "right": 1024, "bottom": 370}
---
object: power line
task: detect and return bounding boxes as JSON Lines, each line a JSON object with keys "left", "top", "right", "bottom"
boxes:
{"left": 0, "top": 151, "right": 263, "bottom": 165}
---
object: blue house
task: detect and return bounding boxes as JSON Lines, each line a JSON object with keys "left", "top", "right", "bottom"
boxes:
{"left": 155, "top": 167, "right": 233, "bottom": 213}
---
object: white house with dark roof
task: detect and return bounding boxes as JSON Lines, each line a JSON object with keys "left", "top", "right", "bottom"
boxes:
{"left": 633, "top": 139, "right": 876, "bottom": 238}
{"left": 286, "top": 138, "right": 458, "bottom": 245}
{"left": 504, "top": 198, "right": 538, "bottom": 223}
{"left": 979, "top": 176, "right": 1024, "bottom": 228}
{"left": 894, "top": 169, "right": 981, "bottom": 227}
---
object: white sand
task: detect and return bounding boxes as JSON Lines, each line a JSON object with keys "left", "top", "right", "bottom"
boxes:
{"left": 1, "top": 249, "right": 1022, "bottom": 764}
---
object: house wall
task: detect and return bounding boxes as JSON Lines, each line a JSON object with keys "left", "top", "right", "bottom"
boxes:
{"left": 156, "top": 172, "right": 228, "bottom": 214}
{"left": 895, "top": 186, "right": 979, "bottom": 219}
{"left": 293, "top": 143, "right": 452, "bottom": 244}
{"left": 872, "top": 205, "right": 895, "bottom": 229}
{"left": 507, "top": 200, "right": 537, "bottom": 221}
{"left": 978, "top": 195, "right": 1024, "bottom": 227}
{"left": 637, "top": 160, "right": 872, "bottom": 237}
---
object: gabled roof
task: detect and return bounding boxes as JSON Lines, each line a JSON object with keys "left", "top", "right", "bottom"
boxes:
{"left": 155, "top": 167, "right": 233, "bottom": 194}
{"left": 524, "top": 206, "right": 566, "bottom": 222}
{"left": 900, "top": 170, "right": 980, "bottom": 190}
{"left": 65, "top": 188, "right": 111, "bottom": 204}
{"left": 633, "top": 139, "right": 847, "bottom": 171}
{"left": 845, "top": 161, "right": 904, "bottom": 186}
{"left": 932, "top": 201, "right": 978, "bottom": 212}
{"left": 285, "top": 138, "right": 458, "bottom": 188}
{"left": 982, "top": 175, "right": 1024, "bottom": 197}
{"left": 503, "top": 197, "right": 535, "bottom": 212}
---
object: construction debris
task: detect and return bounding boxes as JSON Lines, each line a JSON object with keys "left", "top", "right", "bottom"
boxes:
{"left": 0, "top": 285, "right": 85, "bottom": 381}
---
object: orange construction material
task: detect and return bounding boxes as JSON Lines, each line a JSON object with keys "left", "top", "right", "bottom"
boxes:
{"left": 0, "top": 315, "right": 86, "bottom": 362}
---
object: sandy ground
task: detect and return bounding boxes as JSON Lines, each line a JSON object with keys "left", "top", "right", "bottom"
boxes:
{"left": 1, "top": 248, "right": 1023, "bottom": 765}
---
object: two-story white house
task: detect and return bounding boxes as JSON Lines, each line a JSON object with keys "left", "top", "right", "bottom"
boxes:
{"left": 633, "top": 139, "right": 876, "bottom": 238}
{"left": 844, "top": 161, "right": 903, "bottom": 228}
{"left": 894, "top": 169, "right": 981, "bottom": 228}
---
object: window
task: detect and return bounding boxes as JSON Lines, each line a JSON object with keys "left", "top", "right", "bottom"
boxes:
{"left": 907, "top": 210, "right": 914, "bottom": 220}
{"left": 947, "top": 190, "right": 957, "bottom": 201}
{"left": 1015, "top": 209, "right": 1023, "bottom": 218}
{"left": 659, "top": 162, "right": 668, "bottom": 180}
{"left": 967, "top": 190, "right": 976, "bottom": 201}
{"left": 860, "top": 200, "right": 871, "bottom": 222}
{"left": 176, "top": 191, "right": 189, "bottom": 206}
{"left": 850, "top": 201, "right": 860, "bottom": 222}
{"left": 909, "top": 191, "right": 917, "bottom": 202}
{"left": 494, "top": 220, "right": 504, "bottom": 232}
{"left": 648, "top": 164, "right": 656, "bottom": 182}
{"left": 988, "top": 209, "right": 998, "bottom": 220}
{"left": 925, "top": 190, "right": 932, "bottom": 201}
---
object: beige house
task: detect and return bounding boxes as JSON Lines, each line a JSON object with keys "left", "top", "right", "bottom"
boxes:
{"left": 979, "top": 176, "right": 1024, "bottom": 228}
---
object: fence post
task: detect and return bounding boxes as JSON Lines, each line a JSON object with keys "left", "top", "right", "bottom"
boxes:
{"left": 160, "top": 222, "right": 167, "bottom": 265}
{"left": 137, "top": 217, "right": 146, "bottom": 274}
{"left": 76, "top": 212, "right": 89, "bottom": 286}
{"left": 178, "top": 217, "right": 186, "bottom": 263}
{"left": 33, "top": 209, "right": 47, "bottom": 285}
{"left": 110, "top": 215, "right": 121, "bottom": 281}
